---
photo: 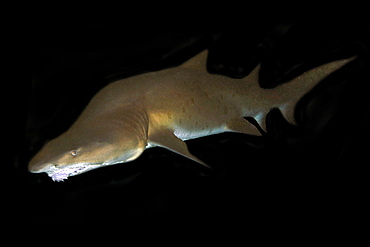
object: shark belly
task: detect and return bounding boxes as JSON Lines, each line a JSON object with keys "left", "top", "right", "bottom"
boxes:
{"left": 167, "top": 95, "right": 242, "bottom": 141}
{"left": 173, "top": 124, "right": 226, "bottom": 141}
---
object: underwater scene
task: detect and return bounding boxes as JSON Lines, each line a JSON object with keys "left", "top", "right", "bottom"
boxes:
{"left": 10, "top": 20, "right": 369, "bottom": 225}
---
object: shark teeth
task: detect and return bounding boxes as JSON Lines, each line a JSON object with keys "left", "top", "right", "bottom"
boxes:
{"left": 51, "top": 172, "right": 69, "bottom": 182}
{"left": 47, "top": 164, "right": 95, "bottom": 182}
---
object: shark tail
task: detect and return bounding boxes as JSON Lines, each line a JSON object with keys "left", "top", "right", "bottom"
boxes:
{"left": 253, "top": 57, "right": 355, "bottom": 131}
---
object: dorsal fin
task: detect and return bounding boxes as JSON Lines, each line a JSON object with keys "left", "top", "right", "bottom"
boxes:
{"left": 180, "top": 49, "right": 208, "bottom": 72}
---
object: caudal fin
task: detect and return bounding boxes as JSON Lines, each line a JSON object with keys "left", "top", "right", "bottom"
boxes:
{"left": 272, "top": 57, "right": 356, "bottom": 126}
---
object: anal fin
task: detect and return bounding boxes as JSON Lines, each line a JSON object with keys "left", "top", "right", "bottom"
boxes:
{"left": 226, "top": 118, "right": 263, "bottom": 136}
{"left": 148, "top": 127, "right": 211, "bottom": 169}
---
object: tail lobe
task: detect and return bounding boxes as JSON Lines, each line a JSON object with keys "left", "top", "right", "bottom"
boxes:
{"left": 268, "top": 57, "right": 356, "bottom": 127}
{"left": 243, "top": 57, "right": 356, "bottom": 131}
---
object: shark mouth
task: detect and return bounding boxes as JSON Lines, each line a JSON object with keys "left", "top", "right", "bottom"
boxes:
{"left": 46, "top": 163, "right": 101, "bottom": 182}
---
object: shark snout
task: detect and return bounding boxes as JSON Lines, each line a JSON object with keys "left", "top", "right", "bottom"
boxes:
{"left": 28, "top": 159, "right": 43, "bottom": 173}
{"left": 28, "top": 152, "right": 58, "bottom": 173}
{"left": 28, "top": 160, "right": 56, "bottom": 173}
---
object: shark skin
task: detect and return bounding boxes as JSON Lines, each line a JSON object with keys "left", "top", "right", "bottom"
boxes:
{"left": 28, "top": 50, "right": 355, "bottom": 181}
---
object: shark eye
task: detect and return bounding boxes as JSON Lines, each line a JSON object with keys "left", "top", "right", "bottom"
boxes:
{"left": 70, "top": 150, "right": 78, "bottom": 157}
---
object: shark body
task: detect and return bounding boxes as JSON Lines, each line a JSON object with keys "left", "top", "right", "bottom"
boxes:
{"left": 28, "top": 50, "right": 354, "bottom": 181}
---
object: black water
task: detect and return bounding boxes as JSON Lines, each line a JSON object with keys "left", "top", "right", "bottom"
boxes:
{"left": 11, "top": 20, "right": 369, "bottom": 225}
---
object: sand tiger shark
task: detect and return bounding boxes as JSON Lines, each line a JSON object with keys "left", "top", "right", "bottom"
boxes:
{"left": 28, "top": 50, "right": 354, "bottom": 181}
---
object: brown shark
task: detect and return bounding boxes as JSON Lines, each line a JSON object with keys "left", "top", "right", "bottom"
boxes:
{"left": 28, "top": 50, "right": 354, "bottom": 181}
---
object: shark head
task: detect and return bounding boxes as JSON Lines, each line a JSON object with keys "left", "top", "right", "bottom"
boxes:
{"left": 28, "top": 130, "right": 145, "bottom": 182}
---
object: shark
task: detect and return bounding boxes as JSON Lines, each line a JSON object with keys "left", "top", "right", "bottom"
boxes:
{"left": 28, "top": 49, "right": 355, "bottom": 181}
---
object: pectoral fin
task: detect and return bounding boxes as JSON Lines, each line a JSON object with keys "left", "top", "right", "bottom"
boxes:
{"left": 148, "top": 127, "right": 211, "bottom": 168}
{"left": 226, "top": 118, "right": 263, "bottom": 136}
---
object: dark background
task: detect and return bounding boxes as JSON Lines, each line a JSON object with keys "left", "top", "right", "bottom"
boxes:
{"left": 9, "top": 20, "right": 369, "bottom": 225}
